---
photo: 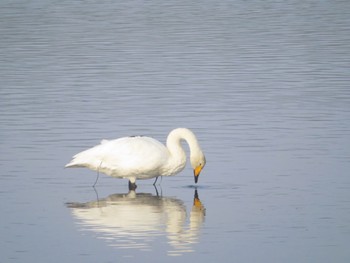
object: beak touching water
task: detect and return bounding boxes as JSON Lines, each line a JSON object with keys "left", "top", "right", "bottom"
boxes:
{"left": 194, "top": 165, "right": 203, "bottom": 183}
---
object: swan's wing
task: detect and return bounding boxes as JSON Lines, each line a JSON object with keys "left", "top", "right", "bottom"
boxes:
{"left": 66, "top": 136, "right": 168, "bottom": 176}
{"left": 102, "top": 137, "right": 168, "bottom": 172}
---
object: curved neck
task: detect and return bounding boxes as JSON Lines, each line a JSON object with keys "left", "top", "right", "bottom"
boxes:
{"left": 166, "top": 128, "right": 201, "bottom": 159}
{"left": 161, "top": 128, "right": 202, "bottom": 176}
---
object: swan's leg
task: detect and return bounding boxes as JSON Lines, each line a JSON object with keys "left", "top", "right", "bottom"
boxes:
{"left": 128, "top": 180, "right": 137, "bottom": 190}
{"left": 153, "top": 176, "right": 159, "bottom": 185}
{"left": 154, "top": 184, "right": 159, "bottom": 196}
{"left": 153, "top": 176, "right": 163, "bottom": 186}
{"left": 153, "top": 183, "right": 162, "bottom": 197}
{"left": 93, "top": 161, "right": 103, "bottom": 187}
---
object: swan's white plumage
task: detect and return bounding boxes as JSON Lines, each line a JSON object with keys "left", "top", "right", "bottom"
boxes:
{"left": 65, "top": 128, "right": 206, "bottom": 185}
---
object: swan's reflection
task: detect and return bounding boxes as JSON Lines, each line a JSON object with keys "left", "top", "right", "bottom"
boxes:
{"left": 66, "top": 188, "right": 205, "bottom": 256}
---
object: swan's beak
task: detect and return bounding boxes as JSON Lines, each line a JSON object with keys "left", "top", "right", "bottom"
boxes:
{"left": 194, "top": 166, "right": 202, "bottom": 183}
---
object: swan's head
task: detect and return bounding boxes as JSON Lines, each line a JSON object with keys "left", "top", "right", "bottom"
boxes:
{"left": 191, "top": 150, "right": 206, "bottom": 183}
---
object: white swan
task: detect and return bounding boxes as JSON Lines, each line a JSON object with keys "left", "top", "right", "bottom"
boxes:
{"left": 65, "top": 128, "right": 206, "bottom": 188}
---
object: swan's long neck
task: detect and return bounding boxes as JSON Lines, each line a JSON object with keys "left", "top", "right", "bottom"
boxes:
{"left": 164, "top": 128, "right": 201, "bottom": 175}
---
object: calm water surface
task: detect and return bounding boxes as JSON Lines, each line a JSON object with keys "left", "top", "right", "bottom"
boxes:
{"left": 1, "top": 1, "right": 350, "bottom": 262}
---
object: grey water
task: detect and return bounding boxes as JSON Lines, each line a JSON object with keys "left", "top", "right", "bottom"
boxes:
{"left": 1, "top": 0, "right": 350, "bottom": 262}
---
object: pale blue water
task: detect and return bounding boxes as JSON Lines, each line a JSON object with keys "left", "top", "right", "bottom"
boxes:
{"left": 1, "top": 1, "right": 350, "bottom": 262}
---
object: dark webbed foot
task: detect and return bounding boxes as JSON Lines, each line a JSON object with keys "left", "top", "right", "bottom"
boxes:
{"left": 128, "top": 180, "right": 137, "bottom": 190}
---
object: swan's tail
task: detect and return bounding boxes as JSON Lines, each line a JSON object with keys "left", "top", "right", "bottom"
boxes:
{"left": 65, "top": 157, "right": 86, "bottom": 168}
{"left": 65, "top": 161, "right": 83, "bottom": 168}
{"left": 65, "top": 148, "right": 100, "bottom": 169}
{"left": 65, "top": 139, "right": 108, "bottom": 169}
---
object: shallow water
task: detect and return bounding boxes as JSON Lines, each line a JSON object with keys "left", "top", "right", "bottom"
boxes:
{"left": 1, "top": 1, "right": 350, "bottom": 262}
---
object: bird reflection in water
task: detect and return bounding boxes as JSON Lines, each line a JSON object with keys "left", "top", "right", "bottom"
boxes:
{"left": 66, "top": 188, "right": 205, "bottom": 256}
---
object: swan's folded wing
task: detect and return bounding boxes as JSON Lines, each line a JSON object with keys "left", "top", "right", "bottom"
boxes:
{"left": 66, "top": 136, "right": 168, "bottom": 177}
{"left": 100, "top": 137, "right": 169, "bottom": 176}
